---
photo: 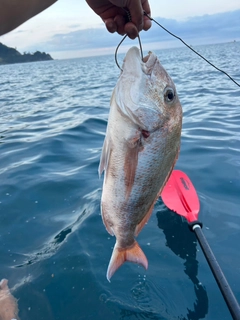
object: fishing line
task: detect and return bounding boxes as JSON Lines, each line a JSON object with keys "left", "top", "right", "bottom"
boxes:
{"left": 144, "top": 12, "right": 240, "bottom": 87}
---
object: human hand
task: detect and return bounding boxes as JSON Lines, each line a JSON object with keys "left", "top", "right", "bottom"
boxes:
{"left": 86, "top": 0, "right": 151, "bottom": 39}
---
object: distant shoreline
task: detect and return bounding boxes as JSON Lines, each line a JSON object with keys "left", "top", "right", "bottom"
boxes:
{"left": 0, "top": 42, "right": 53, "bottom": 65}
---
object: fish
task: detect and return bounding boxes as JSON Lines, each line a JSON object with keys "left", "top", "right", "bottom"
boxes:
{"left": 99, "top": 46, "right": 182, "bottom": 281}
{"left": 0, "top": 278, "right": 20, "bottom": 320}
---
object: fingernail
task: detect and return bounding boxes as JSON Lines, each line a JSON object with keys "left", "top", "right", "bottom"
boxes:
{"left": 144, "top": 19, "right": 152, "bottom": 30}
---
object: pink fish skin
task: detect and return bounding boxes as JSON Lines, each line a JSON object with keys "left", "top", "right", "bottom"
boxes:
{"left": 99, "top": 47, "right": 182, "bottom": 281}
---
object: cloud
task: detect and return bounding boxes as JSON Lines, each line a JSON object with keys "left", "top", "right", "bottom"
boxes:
{"left": 68, "top": 24, "right": 83, "bottom": 29}
{"left": 141, "top": 9, "right": 240, "bottom": 42}
{"left": 37, "top": 27, "right": 120, "bottom": 52}
{"left": 27, "top": 9, "right": 240, "bottom": 55}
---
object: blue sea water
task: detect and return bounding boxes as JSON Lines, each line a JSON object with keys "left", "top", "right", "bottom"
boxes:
{"left": 0, "top": 42, "right": 240, "bottom": 320}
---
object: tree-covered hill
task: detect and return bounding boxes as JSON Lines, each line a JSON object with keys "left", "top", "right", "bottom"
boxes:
{"left": 0, "top": 43, "right": 53, "bottom": 65}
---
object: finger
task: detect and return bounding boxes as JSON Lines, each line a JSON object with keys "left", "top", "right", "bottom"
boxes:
{"left": 126, "top": 0, "right": 144, "bottom": 32}
{"left": 142, "top": 0, "right": 152, "bottom": 31}
{"left": 114, "top": 14, "right": 126, "bottom": 36}
{"left": 105, "top": 19, "right": 117, "bottom": 33}
{"left": 142, "top": 0, "right": 151, "bottom": 16}
{"left": 143, "top": 15, "right": 152, "bottom": 31}
{"left": 124, "top": 22, "right": 139, "bottom": 39}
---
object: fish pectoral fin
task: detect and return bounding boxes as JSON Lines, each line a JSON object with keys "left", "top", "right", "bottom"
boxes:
{"left": 107, "top": 241, "right": 148, "bottom": 282}
{"left": 124, "top": 142, "right": 141, "bottom": 199}
{"left": 98, "top": 135, "right": 112, "bottom": 177}
{"left": 135, "top": 201, "right": 155, "bottom": 237}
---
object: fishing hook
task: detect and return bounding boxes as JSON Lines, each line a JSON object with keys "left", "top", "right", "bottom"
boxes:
{"left": 115, "top": 9, "right": 144, "bottom": 71}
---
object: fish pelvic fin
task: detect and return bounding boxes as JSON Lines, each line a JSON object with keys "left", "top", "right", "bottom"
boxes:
{"left": 106, "top": 241, "right": 148, "bottom": 282}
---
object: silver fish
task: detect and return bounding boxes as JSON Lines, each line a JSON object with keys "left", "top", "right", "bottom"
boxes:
{"left": 99, "top": 46, "right": 182, "bottom": 281}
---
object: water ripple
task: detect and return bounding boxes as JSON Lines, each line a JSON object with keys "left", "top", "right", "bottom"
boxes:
{"left": 0, "top": 42, "right": 239, "bottom": 320}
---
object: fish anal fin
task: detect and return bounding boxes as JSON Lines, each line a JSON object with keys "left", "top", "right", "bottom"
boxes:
{"left": 135, "top": 149, "right": 180, "bottom": 237}
{"left": 135, "top": 202, "right": 155, "bottom": 237}
{"left": 107, "top": 241, "right": 148, "bottom": 281}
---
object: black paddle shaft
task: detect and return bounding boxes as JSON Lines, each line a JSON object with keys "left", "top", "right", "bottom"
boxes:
{"left": 192, "top": 224, "right": 240, "bottom": 320}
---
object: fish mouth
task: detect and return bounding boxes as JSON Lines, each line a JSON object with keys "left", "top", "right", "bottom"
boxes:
{"left": 122, "top": 46, "right": 158, "bottom": 75}
{"left": 143, "top": 51, "right": 158, "bottom": 74}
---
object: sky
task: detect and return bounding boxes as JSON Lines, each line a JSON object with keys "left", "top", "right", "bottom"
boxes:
{"left": 1, "top": 0, "right": 240, "bottom": 59}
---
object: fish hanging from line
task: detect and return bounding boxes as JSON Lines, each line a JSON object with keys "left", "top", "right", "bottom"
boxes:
{"left": 99, "top": 46, "right": 182, "bottom": 281}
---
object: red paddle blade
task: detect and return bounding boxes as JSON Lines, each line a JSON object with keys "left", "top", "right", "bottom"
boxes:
{"left": 161, "top": 170, "right": 200, "bottom": 223}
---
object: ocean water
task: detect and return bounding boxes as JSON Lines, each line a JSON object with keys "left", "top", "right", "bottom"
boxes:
{"left": 0, "top": 42, "right": 240, "bottom": 320}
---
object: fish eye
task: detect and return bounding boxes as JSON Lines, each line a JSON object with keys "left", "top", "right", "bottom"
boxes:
{"left": 164, "top": 87, "right": 175, "bottom": 103}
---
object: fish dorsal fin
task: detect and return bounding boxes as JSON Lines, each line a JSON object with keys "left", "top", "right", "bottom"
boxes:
{"left": 101, "top": 206, "right": 115, "bottom": 236}
{"left": 98, "top": 134, "right": 112, "bottom": 177}
{"left": 98, "top": 90, "right": 117, "bottom": 177}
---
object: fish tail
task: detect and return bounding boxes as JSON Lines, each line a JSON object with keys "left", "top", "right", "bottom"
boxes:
{"left": 106, "top": 241, "right": 148, "bottom": 281}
